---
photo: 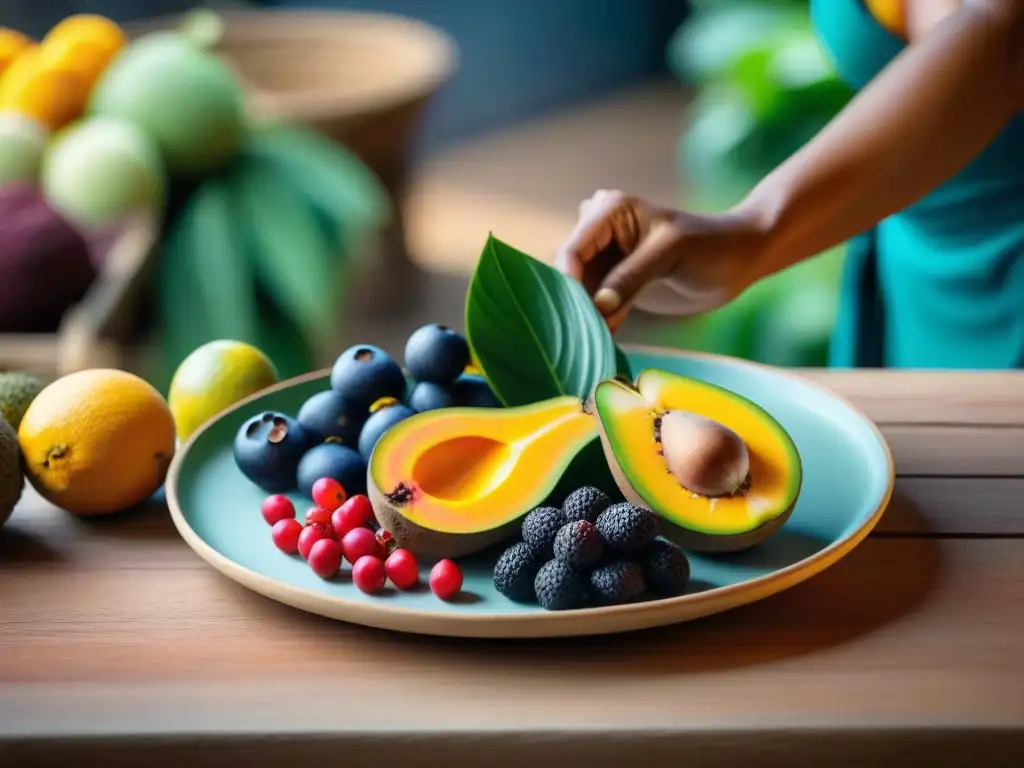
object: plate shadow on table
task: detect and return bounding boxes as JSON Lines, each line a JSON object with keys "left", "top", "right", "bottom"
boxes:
{"left": 0, "top": 525, "right": 64, "bottom": 566}
{"left": 256, "top": 499, "right": 941, "bottom": 675}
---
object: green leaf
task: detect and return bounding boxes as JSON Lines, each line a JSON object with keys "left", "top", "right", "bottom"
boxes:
{"left": 465, "top": 235, "right": 618, "bottom": 407}
{"left": 232, "top": 153, "right": 345, "bottom": 348}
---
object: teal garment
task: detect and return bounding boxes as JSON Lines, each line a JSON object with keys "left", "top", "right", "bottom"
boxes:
{"left": 810, "top": 0, "right": 1024, "bottom": 368}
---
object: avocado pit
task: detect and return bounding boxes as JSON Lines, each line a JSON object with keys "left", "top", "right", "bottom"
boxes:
{"left": 657, "top": 410, "right": 750, "bottom": 498}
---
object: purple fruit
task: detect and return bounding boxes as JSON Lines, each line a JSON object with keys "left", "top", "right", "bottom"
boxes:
{"left": 0, "top": 184, "right": 97, "bottom": 332}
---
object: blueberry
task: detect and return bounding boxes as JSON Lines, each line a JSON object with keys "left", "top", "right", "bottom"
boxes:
{"left": 296, "top": 389, "right": 368, "bottom": 447}
{"left": 408, "top": 381, "right": 455, "bottom": 412}
{"left": 233, "top": 411, "right": 312, "bottom": 493}
{"left": 330, "top": 344, "right": 406, "bottom": 409}
{"left": 357, "top": 403, "right": 417, "bottom": 458}
{"left": 451, "top": 375, "right": 501, "bottom": 408}
{"left": 296, "top": 442, "right": 368, "bottom": 500}
{"left": 404, "top": 323, "right": 470, "bottom": 385}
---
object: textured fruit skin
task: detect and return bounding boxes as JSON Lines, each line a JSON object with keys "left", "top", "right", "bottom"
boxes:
{"left": 595, "top": 503, "right": 659, "bottom": 555}
{"left": 642, "top": 539, "right": 692, "bottom": 595}
{"left": 296, "top": 442, "right": 367, "bottom": 500}
{"left": 562, "top": 486, "right": 612, "bottom": 524}
{"left": 17, "top": 369, "right": 176, "bottom": 515}
{"left": 233, "top": 411, "right": 310, "bottom": 494}
{"left": 271, "top": 517, "right": 303, "bottom": 554}
{"left": 588, "top": 560, "right": 646, "bottom": 606}
{"left": 261, "top": 494, "right": 295, "bottom": 526}
{"left": 534, "top": 559, "right": 586, "bottom": 611}
{"left": 493, "top": 541, "right": 544, "bottom": 602}
{"left": 169, "top": 340, "right": 279, "bottom": 442}
{"left": 408, "top": 381, "right": 455, "bottom": 412}
{"left": 0, "top": 416, "right": 23, "bottom": 528}
{"left": 296, "top": 389, "right": 367, "bottom": 447}
{"left": 520, "top": 506, "right": 565, "bottom": 559}
{"left": 451, "top": 375, "right": 502, "bottom": 408}
{"left": 330, "top": 344, "right": 406, "bottom": 409}
{"left": 404, "top": 324, "right": 470, "bottom": 385}
{"left": 0, "top": 371, "right": 43, "bottom": 431}
{"left": 298, "top": 522, "right": 332, "bottom": 560}
{"left": 88, "top": 31, "right": 246, "bottom": 177}
{"left": 0, "top": 184, "right": 97, "bottom": 333}
{"left": 357, "top": 403, "right": 416, "bottom": 459}
{"left": 553, "top": 520, "right": 604, "bottom": 570}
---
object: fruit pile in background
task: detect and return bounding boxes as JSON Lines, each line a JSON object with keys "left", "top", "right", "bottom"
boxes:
{"left": 0, "top": 11, "right": 388, "bottom": 387}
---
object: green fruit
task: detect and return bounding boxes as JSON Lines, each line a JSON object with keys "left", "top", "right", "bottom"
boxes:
{"left": 88, "top": 31, "right": 247, "bottom": 177}
{"left": 0, "top": 372, "right": 44, "bottom": 431}
{"left": 0, "top": 113, "right": 47, "bottom": 185}
{"left": 41, "top": 115, "right": 166, "bottom": 227}
{"left": 0, "top": 415, "right": 23, "bottom": 528}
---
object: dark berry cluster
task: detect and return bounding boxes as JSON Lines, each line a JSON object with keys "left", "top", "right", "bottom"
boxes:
{"left": 492, "top": 486, "right": 692, "bottom": 610}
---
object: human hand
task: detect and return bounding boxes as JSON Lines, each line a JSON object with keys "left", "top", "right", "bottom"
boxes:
{"left": 554, "top": 190, "right": 766, "bottom": 332}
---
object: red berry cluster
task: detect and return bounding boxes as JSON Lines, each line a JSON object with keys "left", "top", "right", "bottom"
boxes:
{"left": 260, "top": 477, "right": 463, "bottom": 600}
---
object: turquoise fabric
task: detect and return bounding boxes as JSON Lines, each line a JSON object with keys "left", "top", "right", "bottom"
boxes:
{"left": 810, "top": 0, "right": 1024, "bottom": 368}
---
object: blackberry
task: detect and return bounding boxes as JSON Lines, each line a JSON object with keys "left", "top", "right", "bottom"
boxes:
{"left": 493, "top": 542, "right": 544, "bottom": 602}
{"left": 595, "top": 502, "right": 658, "bottom": 555}
{"left": 588, "top": 560, "right": 646, "bottom": 606}
{"left": 521, "top": 506, "right": 565, "bottom": 558}
{"left": 562, "top": 486, "right": 612, "bottom": 524}
{"left": 642, "top": 538, "right": 691, "bottom": 595}
{"left": 534, "top": 559, "right": 586, "bottom": 611}
{"left": 552, "top": 520, "right": 604, "bottom": 570}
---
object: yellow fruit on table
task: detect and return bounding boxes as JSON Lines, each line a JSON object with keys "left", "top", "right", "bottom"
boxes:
{"left": 0, "top": 48, "right": 86, "bottom": 131}
{"left": 169, "top": 340, "right": 280, "bottom": 443}
{"left": 18, "top": 369, "right": 177, "bottom": 516}
{"left": 0, "top": 28, "right": 33, "bottom": 76}
{"left": 43, "top": 14, "right": 126, "bottom": 61}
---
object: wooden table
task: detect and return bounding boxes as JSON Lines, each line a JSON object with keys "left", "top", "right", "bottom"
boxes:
{"left": 2, "top": 370, "right": 1023, "bottom": 767}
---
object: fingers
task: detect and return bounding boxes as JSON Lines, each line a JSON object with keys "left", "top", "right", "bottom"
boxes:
{"left": 593, "top": 221, "right": 680, "bottom": 317}
{"left": 554, "top": 190, "right": 626, "bottom": 282}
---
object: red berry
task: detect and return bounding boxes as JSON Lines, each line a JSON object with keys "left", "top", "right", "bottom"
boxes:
{"left": 334, "top": 494, "right": 372, "bottom": 530}
{"left": 385, "top": 548, "right": 419, "bottom": 590}
{"left": 271, "top": 518, "right": 303, "bottom": 554}
{"left": 298, "top": 522, "right": 332, "bottom": 560}
{"left": 261, "top": 494, "right": 295, "bottom": 526}
{"left": 311, "top": 477, "right": 347, "bottom": 511}
{"left": 308, "top": 538, "right": 343, "bottom": 579}
{"left": 331, "top": 496, "right": 373, "bottom": 538}
{"left": 429, "top": 559, "right": 463, "bottom": 600}
{"left": 304, "top": 505, "right": 333, "bottom": 526}
{"left": 352, "top": 555, "right": 386, "bottom": 594}
{"left": 341, "top": 526, "right": 383, "bottom": 564}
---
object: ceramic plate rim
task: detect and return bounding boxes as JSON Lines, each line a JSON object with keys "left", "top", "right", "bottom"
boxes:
{"left": 165, "top": 344, "right": 895, "bottom": 639}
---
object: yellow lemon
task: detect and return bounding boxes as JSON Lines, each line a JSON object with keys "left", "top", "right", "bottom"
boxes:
{"left": 0, "top": 48, "right": 85, "bottom": 131}
{"left": 0, "top": 29, "right": 33, "bottom": 77}
{"left": 44, "top": 14, "right": 126, "bottom": 62}
{"left": 168, "top": 340, "right": 280, "bottom": 442}
{"left": 18, "top": 369, "right": 177, "bottom": 515}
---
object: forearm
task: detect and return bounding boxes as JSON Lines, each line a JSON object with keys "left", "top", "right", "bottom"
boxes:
{"left": 735, "top": 1, "right": 1024, "bottom": 280}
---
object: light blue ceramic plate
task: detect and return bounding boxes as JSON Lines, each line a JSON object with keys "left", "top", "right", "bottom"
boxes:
{"left": 166, "top": 345, "right": 894, "bottom": 639}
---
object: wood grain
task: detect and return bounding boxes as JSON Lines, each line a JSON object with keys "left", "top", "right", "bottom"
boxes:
{"left": 878, "top": 477, "right": 1024, "bottom": 535}
{"left": 795, "top": 369, "right": 1024, "bottom": 426}
{"left": 1, "top": 529, "right": 1022, "bottom": 759}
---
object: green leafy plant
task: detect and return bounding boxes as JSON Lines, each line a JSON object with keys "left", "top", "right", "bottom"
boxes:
{"left": 465, "top": 234, "right": 630, "bottom": 407}
{"left": 662, "top": 0, "right": 851, "bottom": 366}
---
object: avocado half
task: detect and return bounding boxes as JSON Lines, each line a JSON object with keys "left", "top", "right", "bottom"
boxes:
{"left": 593, "top": 368, "right": 802, "bottom": 553}
{"left": 366, "top": 395, "right": 598, "bottom": 559}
